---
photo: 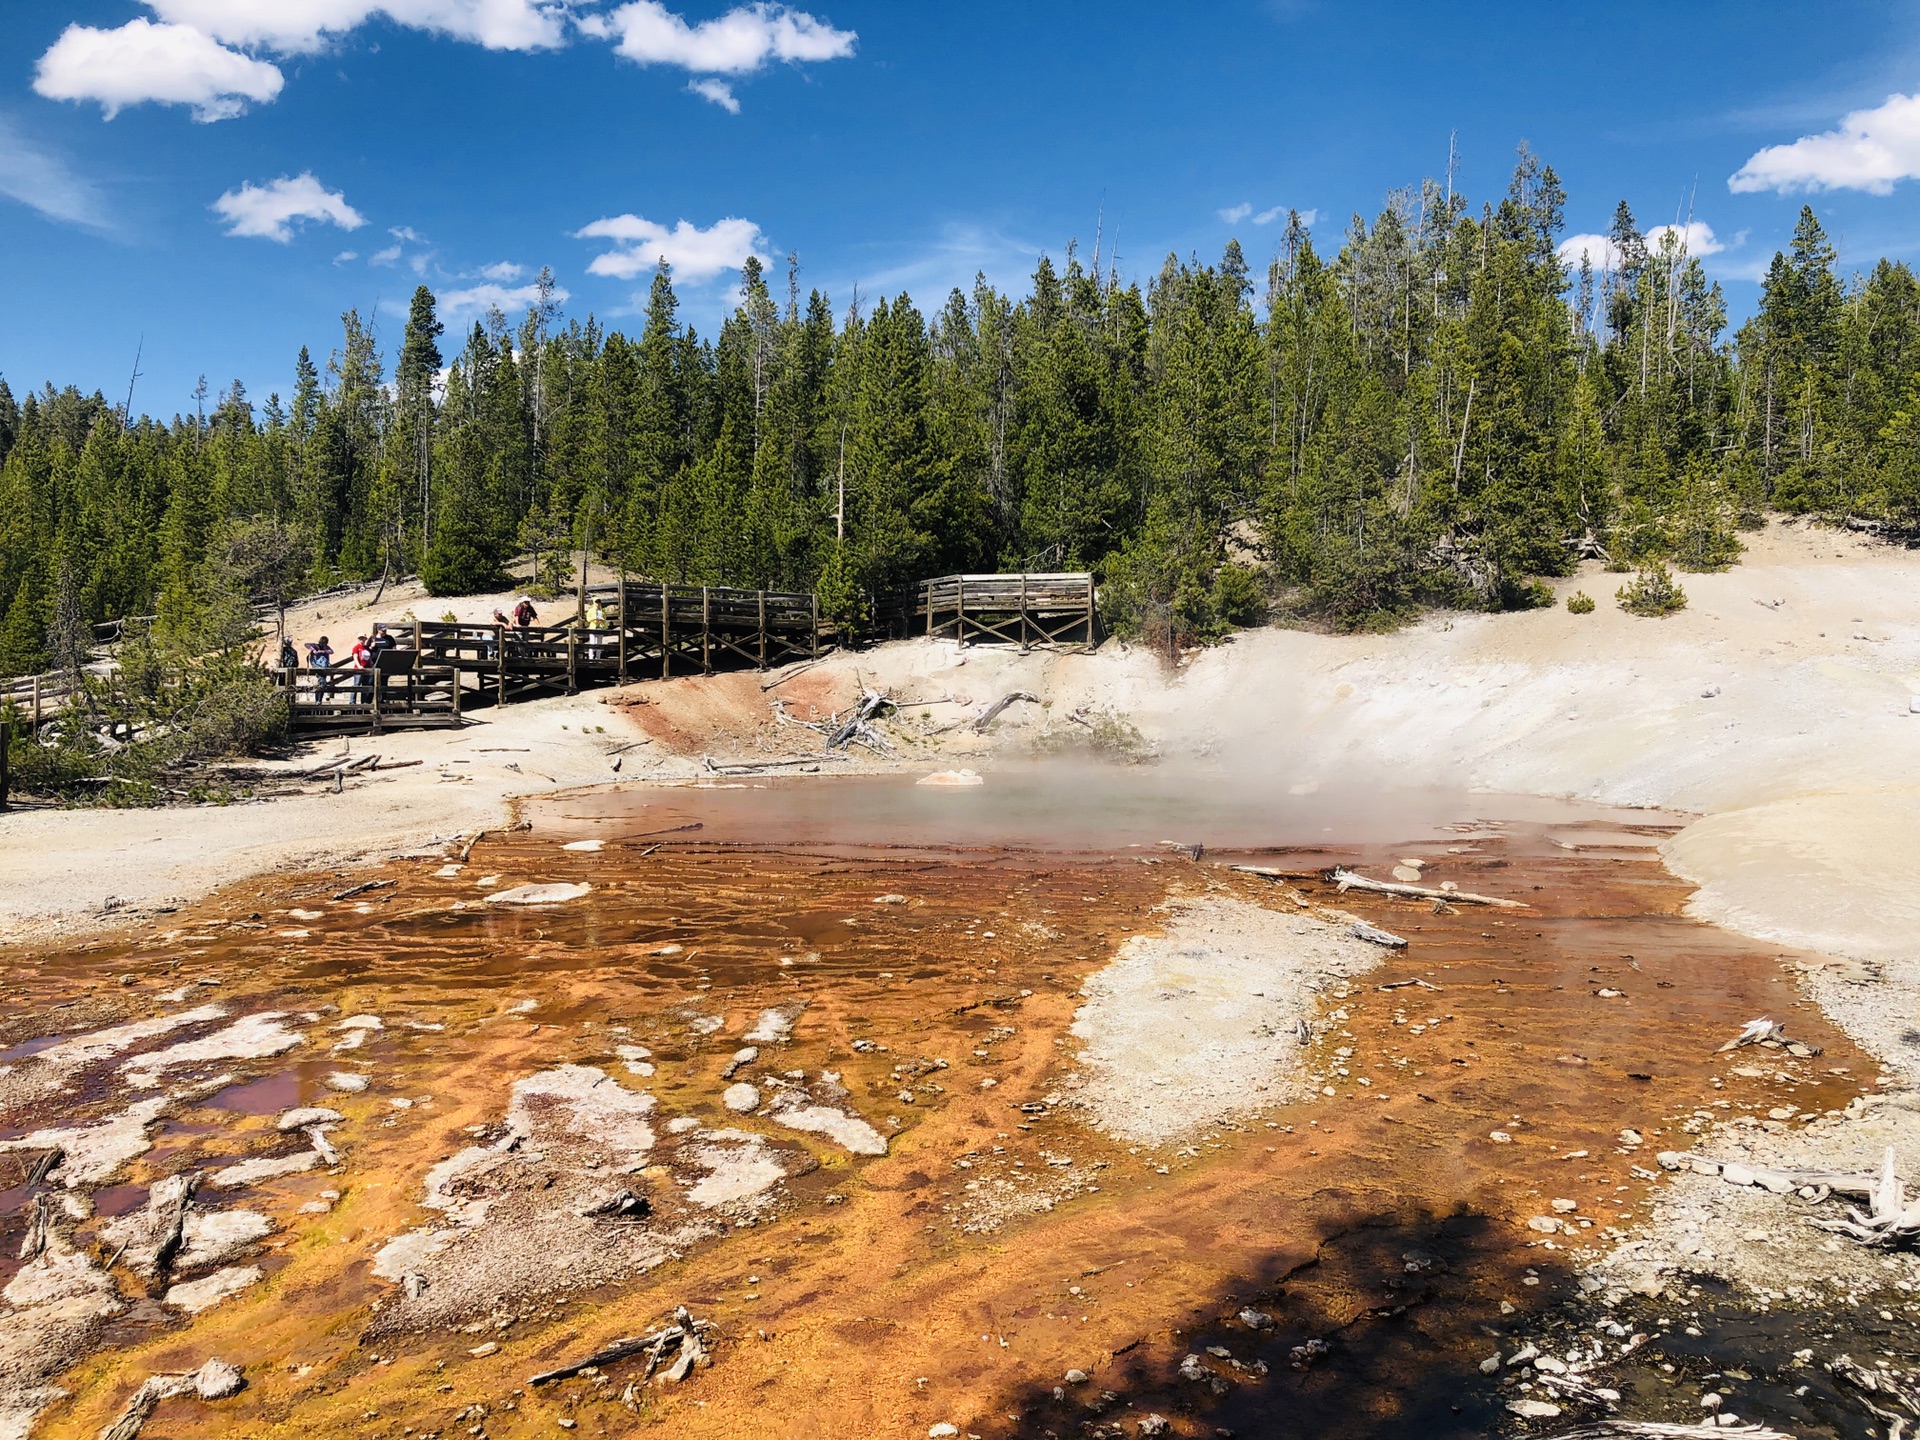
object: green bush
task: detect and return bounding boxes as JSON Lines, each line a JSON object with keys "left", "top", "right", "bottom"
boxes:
{"left": 1566, "top": 590, "right": 1595, "bottom": 614}
{"left": 1616, "top": 563, "right": 1687, "bottom": 617}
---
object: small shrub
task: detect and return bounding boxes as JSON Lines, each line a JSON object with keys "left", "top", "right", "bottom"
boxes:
{"left": 1616, "top": 563, "right": 1688, "bottom": 617}
{"left": 1566, "top": 591, "right": 1595, "bottom": 614}
{"left": 440, "top": 611, "right": 459, "bottom": 624}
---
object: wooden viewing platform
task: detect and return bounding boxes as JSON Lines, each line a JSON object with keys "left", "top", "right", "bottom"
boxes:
{"left": 878, "top": 572, "right": 1097, "bottom": 649}
{"left": 284, "top": 579, "right": 819, "bottom": 736}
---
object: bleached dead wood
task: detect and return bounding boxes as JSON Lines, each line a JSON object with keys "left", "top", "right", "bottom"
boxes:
{"left": 1716, "top": 1017, "right": 1821, "bottom": 1057}
{"left": 97, "top": 1360, "right": 243, "bottom": 1440}
{"left": 1229, "top": 865, "right": 1320, "bottom": 881}
{"left": 826, "top": 689, "right": 891, "bottom": 750}
{"left": 971, "top": 691, "right": 1039, "bottom": 732}
{"left": 18, "top": 1193, "right": 49, "bottom": 1261}
{"left": 1659, "top": 1144, "right": 1920, "bottom": 1245}
{"left": 1831, "top": 1353, "right": 1920, "bottom": 1436}
{"left": 331, "top": 878, "right": 395, "bottom": 901}
{"left": 1327, "top": 867, "right": 1526, "bottom": 908}
{"left": 701, "top": 754, "right": 848, "bottom": 774}
{"left": 529, "top": 1306, "right": 716, "bottom": 1387}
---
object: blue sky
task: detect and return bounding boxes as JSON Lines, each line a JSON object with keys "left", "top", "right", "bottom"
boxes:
{"left": 7, "top": 0, "right": 1920, "bottom": 417}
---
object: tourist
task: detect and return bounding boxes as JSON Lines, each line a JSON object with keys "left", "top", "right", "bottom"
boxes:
{"left": 305, "top": 635, "right": 333, "bottom": 699}
{"left": 514, "top": 597, "right": 538, "bottom": 630}
{"left": 350, "top": 634, "right": 374, "bottom": 704}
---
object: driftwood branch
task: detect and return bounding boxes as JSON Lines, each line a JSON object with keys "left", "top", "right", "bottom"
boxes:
{"left": 331, "top": 878, "right": 395, "bottom": 902}
{"left": 971, "top": 691, "right": 1039, "bottom": 733}
{"left": 1327, "top": 867, "right": 1526, "bottom": 909}
{"left": 529, "top": 1307, "right": 715, "bottom": 1387}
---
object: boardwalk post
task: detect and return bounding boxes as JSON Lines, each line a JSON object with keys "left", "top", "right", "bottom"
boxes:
{"left": 413, "top": 619, "right": 423, "bottom": 660}
{"left": 566, "top": 627, "right": 578, "bottom": 694}
{"left": 702, "top": 586, "right": 712, "bottom": 676}
{"left": 450, "top": 665, "right": 462, "bottom": 721}
{"left": 660, "top": 587, "right": 671, "bottom": 680}
{"left": 1086, "top": 574, "right": 1096, "bottom": 648}
{"left": 496, "top": 624, "right": 506, "bottom": 706}
{"left": 956, "top": 575, "right": 966, "bottom": 647}
{"left": 32, "top": 676, "right": 40, "bottom": 731}
{"left": 757, "top": 590, "right": 767, "bottom": 670}
{"left": 925, "top": 578, "right": 934, "bottom": 640}
{"left": 370, "top": 666, "right": 384, "bottom": 735}
{"left": 811, "top": 594, "right": 819, "bottom": 658}
{"left": 1019, "top": 573, "right": 1029, "bottom": 652}
{"left": 0, "top": 719, "right": 10, "bottom": 810}
{"left": 617, "top": 578, "right": 628, "bottom": 682}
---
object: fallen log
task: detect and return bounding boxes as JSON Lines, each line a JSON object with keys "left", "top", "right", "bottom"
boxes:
{"left": 1716, "top": 1017, "right": 1821, "bottom": 1057}
{"left": 98, "top": 1360, "right": 244, "bottom": 1440}
{"left": 971, "top": 690, "right": 1039, "bottom": 732}
{"left": 529, "top": 1306, "right": 715, "bottom": 1387}
{"left": 1327, "top": 867, "right": 1526, "bottom": 909}
{"left": 331, "top": 878, "right": 395, "bottom": 902}
{"left": 1228, "top": 865, "right": 1320, "bottom": 881}
{"left": 701, "top": 755, "right": 844, "bottom": 774}
{"left": 826, "top": 690, "right": 891, "bottom": 750}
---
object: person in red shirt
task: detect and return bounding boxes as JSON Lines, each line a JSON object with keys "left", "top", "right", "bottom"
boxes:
{"left": 351, "top": 634, "right": 373, "bottom": 704}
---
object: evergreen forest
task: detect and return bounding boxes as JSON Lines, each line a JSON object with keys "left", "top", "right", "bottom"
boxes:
{"left": 5, "top": 148, "right": 1918, "bottom": 680}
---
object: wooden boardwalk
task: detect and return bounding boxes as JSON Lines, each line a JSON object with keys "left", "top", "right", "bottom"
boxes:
{"left": 878, "top": 572, "right": 1097, "bottom": 649}
{"left": 285, "top": 580, "right": 819, "bottom": 736}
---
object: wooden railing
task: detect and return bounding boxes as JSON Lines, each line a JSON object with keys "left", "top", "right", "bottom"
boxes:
{"left": 876, "top": 572, "right": 1097, "bottom": 649}
{"left": 277, "top": 658, "right": 460, "bottom": 735}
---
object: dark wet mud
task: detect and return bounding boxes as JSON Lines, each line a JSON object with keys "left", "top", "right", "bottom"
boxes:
{"left": 0, "top": 779, "right": 1905, "bottom": 1439}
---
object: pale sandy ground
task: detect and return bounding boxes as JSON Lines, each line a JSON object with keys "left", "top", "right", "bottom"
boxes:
{"left": 10, "top": 519, "right": 1920, "bottom": 1076}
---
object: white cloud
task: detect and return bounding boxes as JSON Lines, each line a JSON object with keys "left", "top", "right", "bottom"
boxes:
{"left": 599, "top": 1, "right": 856, "bottom": 74}
{"left": 212, "top": 172, "right": 365, "bottom": 241}
{"left": 371, "top": 243, "right": 403, "bottom": 265}
{"left": 478, "top": 260, "right": 527, "bottom": 280}
{"left": 440, "top": 279, "right": 571, "bottom": 317}
{"left": 334, "top": 249, "right": 359, "bottom": 263}
{"left": 1731, "top": 92, "right": 1920, "bottom": 195}
{"left": 689, "top": 77, "right": 741, "bottom": 112}
{"left": 0, "top": 119, "right": 110, "bottom": 229}
{"left": 1251, "top": 205, "right": 1316, "bottom": 227}
{"left": 1218, "top": 202, "right": 1253, "bottom": 224}
{"left": 1558, "top": 233, "right": 1622, "bottom": 271}
{"left": 575, "top": 213, "right": 766, "bottom": 283}
{"left": 1646, "top": 221, "right": 1725, "bottom": 257}
{"left": 1559, "top": 221, "right": 1726, "bottom": 273}
{"left": 389, "top": 224, "right": 427, "bottom": 242}
{"left": 145, "top": 0, "right": 568, "bottom": 53}
{"left": 34, "top": 18, "right": 283, "bottom": 122}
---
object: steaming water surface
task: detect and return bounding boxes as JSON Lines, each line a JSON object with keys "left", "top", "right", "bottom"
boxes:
{"left": 532, "top": 764, "right": 1677, "bottom": 853}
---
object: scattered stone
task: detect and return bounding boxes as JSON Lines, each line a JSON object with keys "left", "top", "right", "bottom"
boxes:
{"left": 723, "top": 1083, "right": 761, "bottom": 1114}
{"left": 207, "top": 1153, "right": 319, "bottom": 1189}
{"left": 721, "top": 1047, "right": 758, "bottom": 1080}
{"left": 276, "top": 1107, "right": 344, "bottom": 1132}
{"left": 1507, "top": 1398, "right": 1561, "bottom": 1418}
{"left": 745, "top": 1004, "right": 807, "bottom": 1045}
{"left": 326, "top": 1072, "right": 370, "bottom": 1093}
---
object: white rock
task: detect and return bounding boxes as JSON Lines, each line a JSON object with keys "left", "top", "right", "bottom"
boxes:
{"left": 276, "top": 1106, "right": 345, "bottom": 1132}
{"left": 723, "top": 1083, "right": 761, "bottom": 1114}
{"left": 165, "top": 1266, "right": 263, "bottom": 1313}
{"left": 208, "top": 1152, "right": 320, "bottom": 1188}
{"left": 929, "top": 1426, "right": 959, "bottom": 1438}
{"left": 486, "top": 883, "right": 591, "bottom": 905}
{"left": 326, "top": 1072, "right": 370, "bottom": 1093}
{"left": 561, "top": 839, "right": 603, "bottom": 852}
{"left": 1508, "top": 1399, "right": 1561, "bottom": 1418}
